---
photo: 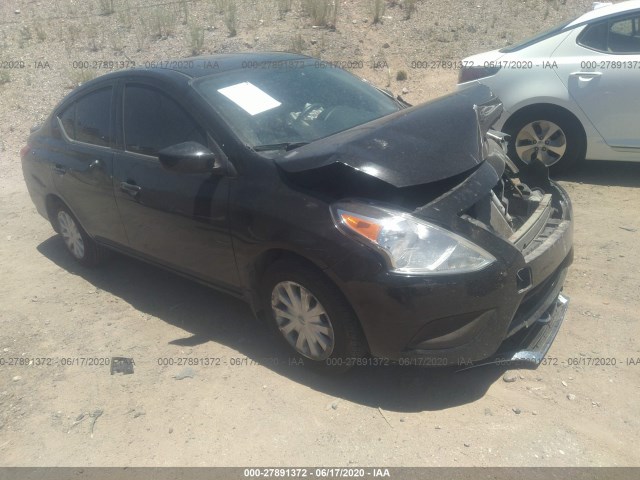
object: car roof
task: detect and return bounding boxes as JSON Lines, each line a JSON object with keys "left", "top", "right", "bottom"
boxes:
{"left": 58, "top": 52, "right": 314, "bottom": 110}
{"left": 567, "top": 0, "right": 640, "bottom": 27}
{"left": 143, "top": 52, "right": 312, "bottom": 78}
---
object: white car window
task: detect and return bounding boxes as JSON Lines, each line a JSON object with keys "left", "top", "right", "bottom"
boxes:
{"left": 579, "top": 14, "right": 640, "bottom": 53}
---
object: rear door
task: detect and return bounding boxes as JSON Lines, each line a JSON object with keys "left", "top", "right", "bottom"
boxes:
{"left": 112, "top": 82, "right": 239, "bottom": 289}
{"left": 552, "top": 13, "right": 640, "bottom": 149}
{"left": 51, "top": 85, "right": 127, "bottom": 245}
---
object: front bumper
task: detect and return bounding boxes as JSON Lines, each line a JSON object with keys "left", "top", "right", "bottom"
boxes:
{"left": 326, "top": 183, "right": 573, "bottom": 367}
{"left": 499, "top": 293, "right": 569, "bottom": 366}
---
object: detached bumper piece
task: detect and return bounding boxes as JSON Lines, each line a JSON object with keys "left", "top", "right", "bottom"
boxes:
{"left": 499, "top": 292, "right": 569, "bottom": 367}
{"left": 457, "top": 289, "right": 570, "bottom": 372}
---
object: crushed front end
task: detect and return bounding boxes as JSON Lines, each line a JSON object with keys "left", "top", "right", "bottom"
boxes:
{"left": 277, "top": 85, "right": 573, "bottom": 367}
{"left": 407, "top": 133, "right": 574, "bottom": 368}
{"left": 326, "top": 138, "right": 573, "bottom": 367}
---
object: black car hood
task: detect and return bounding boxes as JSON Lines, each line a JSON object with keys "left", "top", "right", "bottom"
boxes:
{"left": 276, "top": 84, "right": 502, "bottom": 188}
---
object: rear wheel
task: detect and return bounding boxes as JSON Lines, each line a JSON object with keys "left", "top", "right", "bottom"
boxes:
{"left": 261, "top": 259, "right": 367, "bottom": 372}
{"left": 505, "top": 108, "right": 585, "bottom": 173}
{"left": 53, "top": 203, "right": 106, "bottom": 267}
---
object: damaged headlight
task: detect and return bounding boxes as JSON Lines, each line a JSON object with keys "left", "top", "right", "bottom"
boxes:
{"left": 332, "top": 201, "right": 495, "bottom": 275}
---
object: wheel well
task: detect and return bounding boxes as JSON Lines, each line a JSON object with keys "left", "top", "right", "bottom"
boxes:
{"left": 503, "top": 103, "right": 587, "bottom": 144}
{"left": 247, "top": 249, "right": 371, "bottom": 353}
{"left": 249, "top": 249, "right": 326, "bottom": 314}
{"left": 45, "top": 194, "right": 64, "bottom": 233}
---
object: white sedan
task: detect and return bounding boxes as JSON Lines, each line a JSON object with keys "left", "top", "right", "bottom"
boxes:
{"left": 458, "top": 1, "right": 640, "bottom": 171}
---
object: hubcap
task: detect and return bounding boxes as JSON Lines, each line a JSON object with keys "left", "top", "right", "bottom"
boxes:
{"left": 271, "top": 281, "right": 335, "bottom": 360}
{"left": 57, "top": 211, "right": 85, "bottom": 259}
{"left": 514, "top": 120, "right": 567, "bottom": 166}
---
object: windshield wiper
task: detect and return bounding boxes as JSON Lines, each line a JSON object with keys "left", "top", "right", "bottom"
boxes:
{"left": 253, "top": 142, "right": 309, "bottom": 152}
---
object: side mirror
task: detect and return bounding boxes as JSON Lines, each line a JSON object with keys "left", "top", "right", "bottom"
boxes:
{"left": 158, "top": 141, "right": 218, "bottom": 174}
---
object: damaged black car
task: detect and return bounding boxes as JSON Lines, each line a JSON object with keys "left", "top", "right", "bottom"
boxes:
{"left": 21, "top": 53, "right": 573, "bottom": 371}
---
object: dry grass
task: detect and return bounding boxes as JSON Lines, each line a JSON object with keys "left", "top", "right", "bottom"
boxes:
{"left": 18, "top": 26, "right": 32, "bottom": 49}
{"left": 66, "top": 67, "right": 98, "bottom": 88}
{"left": 225, "top": 0, "right": 238, "bottom": 37}
{"left": 34, "top": 23, "right": 47, "bottom": 42}
{"left": 86, "top": 21, "right": 104, "bottom": 52}
{"left": 302, "top": 0, "right": 339, "bottom": 28}
{"left": 277, "top": 0, "right": 294, "bottom": 19}
{"left": 404, "top": 0, "right": 417, "bottom": 20}
{"left": 372, "top": 0, "right": 385, "bottom": 24}
{"left": 0, "top": 70, "right": 10, "bottom": 85}
{"left": 149, "top": 5, "right": 179, "bottom": 39}
{"left": 98, "top": 0, "right": 116, "bottom": 16}
{"left": 290, "top": 33, "right": 305, "bottom": 52}
{"left": 189, "top": 24, "right": 205, "bottom": 54}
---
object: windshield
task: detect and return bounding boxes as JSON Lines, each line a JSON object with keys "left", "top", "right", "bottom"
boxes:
{"left": 499, "top": 17, "right": 578, "bottom": 53}
{"left": 193, "top": 63, "right": 401, "bottom": 150}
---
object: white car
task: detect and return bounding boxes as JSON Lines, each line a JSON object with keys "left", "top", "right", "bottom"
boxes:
{"left": 458, "top": 1, "right": 640, "bottom": 171}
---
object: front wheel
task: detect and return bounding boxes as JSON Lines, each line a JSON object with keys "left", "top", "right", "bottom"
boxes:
{"left": 505, "top": 109, "right": 585, "bottom": 173}
{"left": 54, "top": 203, "right": 107, "bottom": 267}
{"left": 261, "top": 259, "right": 367, "bottom": 372}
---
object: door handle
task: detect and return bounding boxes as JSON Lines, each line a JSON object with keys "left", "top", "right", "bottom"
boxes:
{"left": 53, "top": 164, "right": 66, "bottom": 175}
{"left": 120, "top": 181, "right": 142, "bottom": 197}
{"left": 89, "top": 159, "right": 103, "bottom": 170}
{"left": 570, "top": 71, "right": 603, "bottom": 79}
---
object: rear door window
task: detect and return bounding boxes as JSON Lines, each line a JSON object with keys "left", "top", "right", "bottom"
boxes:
{"left": 75, "top": 88, "right": 112, "bottom": 146}
{"left": 579, "top": 14, "right": 640, "bottom": 53}
{"left": 58, "top": 87, "right": 113, "bottom": 147}
{"left": 608, "top": 15, "right": 640, "bottom": 53}
{"left": 57, "top": 87, "right": 113, "bottom": 147}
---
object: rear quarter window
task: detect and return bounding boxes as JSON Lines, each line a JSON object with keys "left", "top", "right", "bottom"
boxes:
{"left": 578, "top": 14, "right": 640, "bottom": 53}
{"left": 57, "top": 87, "right": 113, "bottom": 147}
{"left": 58, "top": 104, "right": 75, "bottom": 139}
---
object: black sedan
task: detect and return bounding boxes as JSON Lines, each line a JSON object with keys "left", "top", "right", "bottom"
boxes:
{"left": 21, "top": 53, "right": 573, "bottom": 371}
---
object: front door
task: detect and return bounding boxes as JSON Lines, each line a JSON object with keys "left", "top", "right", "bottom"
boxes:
{"left": 113, "top": 83, "right": 239, "bottom": 289}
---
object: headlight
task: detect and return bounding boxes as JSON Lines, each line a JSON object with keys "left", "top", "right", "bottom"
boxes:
{"left": 331, "top": 201, "right": 495, "bottom": 275}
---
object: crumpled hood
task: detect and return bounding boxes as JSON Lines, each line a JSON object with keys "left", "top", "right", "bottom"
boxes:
{"left": 276, "top": 84, "right": 502, "bottom": 188}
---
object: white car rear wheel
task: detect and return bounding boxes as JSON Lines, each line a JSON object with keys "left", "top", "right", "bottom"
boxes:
{"left": 514, "top": 120, "right": 567, "bottom": 167}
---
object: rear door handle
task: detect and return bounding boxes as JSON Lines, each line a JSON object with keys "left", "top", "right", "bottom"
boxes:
{"left": 89, "top": 159, "right": 103, "bottom": 170}
{"left": 53, "top": 165, "right": 66, "bottom": 175}
{"left": 120, "top": 181, "right": 142, "bottom": 197}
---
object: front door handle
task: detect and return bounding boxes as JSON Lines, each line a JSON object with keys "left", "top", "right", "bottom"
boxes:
{"left": 53, "top": 164, "right": 66, "bottom": 176}
{"left": 120, "top": 181, "right": 142, "bottom": 198}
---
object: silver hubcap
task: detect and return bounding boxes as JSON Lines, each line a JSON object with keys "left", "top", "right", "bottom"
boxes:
{"left": 515, "top": 120, "right": 567, "bottom": 166}
{"left": 271, "top": 281, "right": 335, "bottom": 360}
{"left": 57, "top": 211, "right": 85, "bottom": 259}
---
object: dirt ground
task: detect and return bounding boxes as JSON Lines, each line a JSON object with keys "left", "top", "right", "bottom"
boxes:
{"left": 3, "top": 153, "right": 640, "bottom": 468}
{"left": 1, "top": 0, "right": 640, "bottom": 469}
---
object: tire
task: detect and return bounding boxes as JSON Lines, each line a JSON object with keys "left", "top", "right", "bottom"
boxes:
{"left": 53, "top": 202, "right": 107, "bottom": 267}
{"left": 261, "top": 259, "right": 367, "bottom": 373}
{"left": 504, "top": 107, "right": 586, "bottom": 174}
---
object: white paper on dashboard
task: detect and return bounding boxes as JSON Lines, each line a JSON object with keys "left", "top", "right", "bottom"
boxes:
{"left": 217, "top": 82, "right": 281, "bottom": 116}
